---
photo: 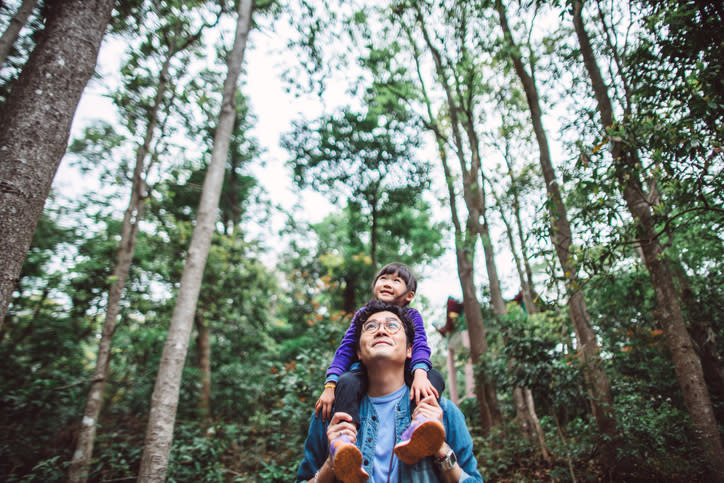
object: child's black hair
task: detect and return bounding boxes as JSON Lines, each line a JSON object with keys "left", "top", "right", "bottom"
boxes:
{"left": 371, "top": 262, "right": 418, "bottom": 302}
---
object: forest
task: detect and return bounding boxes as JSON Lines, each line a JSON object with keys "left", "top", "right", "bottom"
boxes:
{"left": 0, "top": 0, "right": 722, "bottom": 482}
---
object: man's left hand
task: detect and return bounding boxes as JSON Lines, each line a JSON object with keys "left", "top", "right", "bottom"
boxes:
{"left": 412, "top": 394, "right": 444, "bottom": 430}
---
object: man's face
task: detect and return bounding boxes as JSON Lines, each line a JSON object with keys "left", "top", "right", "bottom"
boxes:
{"left": 373, "top": 271, "right": 414, "bottom": 305}
{"left": 356, "top": 310, "right": 411, "bottom": 365}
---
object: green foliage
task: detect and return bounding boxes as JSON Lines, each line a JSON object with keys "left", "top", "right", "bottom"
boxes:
{"left": 4, "top": 1, "right": 724, "bottom": 482}
{"left": 612, "top": 388, "right": 703, "bottom": 479}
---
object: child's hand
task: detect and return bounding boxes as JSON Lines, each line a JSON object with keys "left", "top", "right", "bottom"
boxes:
{"left": 315, "top": 386, "right": 336, "bottom": 422}
{"left": 410, "top": 369, "right": 439, "bottom": 404}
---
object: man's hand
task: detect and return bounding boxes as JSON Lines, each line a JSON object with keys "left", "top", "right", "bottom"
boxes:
{"left": 326, "top": 412, "right": 358, "bottom": 446}
{"left": 412, "top": 394, "right": 445, "bottom": 430}
{"left": 414, "top": 397, "right": 464, "bottom": 482}
{"left": 315, "top": 386, "right": 336, "bottom": 422}
{"left": 410, "top": 369, "right": 439, "bottom": 404}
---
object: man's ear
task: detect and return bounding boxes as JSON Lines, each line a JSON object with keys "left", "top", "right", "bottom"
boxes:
{"left": 406, "top": 344, "right": 412, "bottom": 358}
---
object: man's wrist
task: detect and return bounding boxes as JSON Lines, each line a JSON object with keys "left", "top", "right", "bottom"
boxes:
{"left": 313, "top": 457, "right": 333, "bottom": 482}
{"left": 434, "top": 443, "right": 457, "bottom": 472}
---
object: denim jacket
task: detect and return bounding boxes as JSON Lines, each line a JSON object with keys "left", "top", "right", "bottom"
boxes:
{"left": 296, "top": 386, "right": 483, "bottom": 482}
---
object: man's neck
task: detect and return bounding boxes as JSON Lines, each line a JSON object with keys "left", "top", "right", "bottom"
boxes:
{"left": 365, "top": 361, "right": 406, "bottom": 397}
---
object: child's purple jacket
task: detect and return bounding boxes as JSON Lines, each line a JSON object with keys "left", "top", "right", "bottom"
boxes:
{"left": 324, "top": 306, "right": 433, "bottom": 383}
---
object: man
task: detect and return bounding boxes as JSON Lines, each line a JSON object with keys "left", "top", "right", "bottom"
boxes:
{"left": 296, "top": 300, "right": 484, "bottom": 483}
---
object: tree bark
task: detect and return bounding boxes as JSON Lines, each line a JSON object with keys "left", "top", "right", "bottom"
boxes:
{"left": 67, "top": 43, "right": 178, "bottom": 483}
{"left": 493, "top": 0, "right": 618, "bottom": 469}
{"left": 195, "top": 313, "right": 211, "bottom": 422}
{"left": 137, "top": 1, "right": 254, "bottom": 481}
{"left": 572, "top": 1, "right": 724, "bottom": 477}
{"left": 0, "top": 0, "right": 38, "bottom": 67}
{"left": 0, "top": 0, "right": 115, "bottom": 326}
{"left": 413, "top": 3, "right": 501, "bottom": 430}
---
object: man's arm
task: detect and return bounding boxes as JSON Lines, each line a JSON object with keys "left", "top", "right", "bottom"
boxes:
{"left": 440, "top": 399, "right": 484, "bottom": 482}
{"left": 297, "top": 412, "right": 361, "bottom": 483}
{"left": 296, "top": 412, "right": 330, "bottom": 482}
{"left": 412, "top": 397, "right": 483, "bottom": 482}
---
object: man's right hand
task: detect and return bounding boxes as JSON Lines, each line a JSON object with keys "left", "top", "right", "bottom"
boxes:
{"left": 315, "top": 386, "right": 336, "bottom": 422}
{"left": 326, "top": 412, "right": 358, "bottom": 446}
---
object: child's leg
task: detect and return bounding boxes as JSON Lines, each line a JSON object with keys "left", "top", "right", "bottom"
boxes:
{"left": 333, "top": 367, "right": 367, "bottom": 427}
{"left": 428, "top": 368, "right": 446, "bottom": 397}
{"left": 329, "top": 368, "right": 369, "bottom": 483}
{"left": 395, "top": 367, "right": 446, "bottom": 465}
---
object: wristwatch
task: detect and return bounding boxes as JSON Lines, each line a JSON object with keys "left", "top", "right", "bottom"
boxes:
{"left": 434, "top": 448, "right": 457, "bottom": 471}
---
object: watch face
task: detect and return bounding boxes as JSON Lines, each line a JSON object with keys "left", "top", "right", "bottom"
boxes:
{"left": 437, "top": 450, "right": 456, "bottom": 471}
{"left": 445, "top": 450, "right": 457, "bottom": 470}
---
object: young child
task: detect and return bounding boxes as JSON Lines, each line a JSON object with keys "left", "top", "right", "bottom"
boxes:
{"left": 314, "top": 262, "right": 446, "bottom": 483}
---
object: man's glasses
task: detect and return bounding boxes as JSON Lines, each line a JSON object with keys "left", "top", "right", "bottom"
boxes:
{"left": 361, "top": 318, "right": 403, "bottom": 334}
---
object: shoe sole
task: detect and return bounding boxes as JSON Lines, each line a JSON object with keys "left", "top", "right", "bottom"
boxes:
{"left": 394, "top": 420, "right": 445, "bottom": 465}
{"left": 334, "top": 444, "right": 369, "bottom": 483}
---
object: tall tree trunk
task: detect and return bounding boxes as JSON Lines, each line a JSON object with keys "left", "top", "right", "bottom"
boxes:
{"left": 137, "top": 1, "right": 254, "bottom": 480}
{"left": 195, "top": 313, "right": 211, "bottom": 423}
{"left": 68, "top": 36, "right": 191, "bottom": 482}
{"left": 404, "top": 14, "right": 496, "bottom": 435}
{"left": 572, "top": 2, "right": 724, "bottom": 477}
{"left": 439, "top": 139, "right": 494, "bottom": 434}
{"left": 412, "top": 4, "right": 501, "bottom": 429}
{"left": 0, "top": 0, "right": 38, "bottom": 67}
{"left": 488, "top": 172, "right": 549, "bottom": 453}
{"left": 0, "top": 0, "right": 115, "bottom": 326}
{"left": 503, "top": 151, "right": 538, "bottom": 312}
{"left": 493, "top": 0, "right": 618, "bottom": 469}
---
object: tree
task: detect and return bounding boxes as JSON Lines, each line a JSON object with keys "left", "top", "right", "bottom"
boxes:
{"left": 0, "top": 0, "right": 38, "bottom": 68}
{"left": 0, "top": 0, "right": 116, "bottom": 325}
{"left": 284, "top": 107, "right": 429, "bottom": 266}
{"left": 137, "top": 0, "right": 254, "bottom": 480}
{"left": 67, "top": 3, "right": 217, "bottom": 480}
{"left": 490, "top": 0, "right": 618, "bottom": 470}
{"left": 571, "top": 0, "right": 724, "bottom": 477}
{"left": 283, "top": 100, "right": 442, "bottom": 312}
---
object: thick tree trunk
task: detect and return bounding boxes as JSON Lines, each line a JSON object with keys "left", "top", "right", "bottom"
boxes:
{"left": 494, "top": 0, "right": 618, "bottom": 469}
{"left": 0, "top": 0, "right": 38, "bottom": 66}
{"left": 572, "top": 2, "right": 724, "bottom": 478}
{"left": 137, "top": 1, "right": 254, "bottom": 481}
{"left": 0, "top": 0, "right": 115, "bottom": 326}
{"left": 68, "top": 47, "right": 173, "bottom": 483}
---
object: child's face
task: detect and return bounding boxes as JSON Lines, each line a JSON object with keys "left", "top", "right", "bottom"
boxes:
{"left": 373, "top": 271, "right": 415, "bottom": 306}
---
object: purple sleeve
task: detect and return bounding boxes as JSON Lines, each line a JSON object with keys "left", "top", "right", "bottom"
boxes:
{"left": 325, "top": 309, "right": 362, "bottom": 380}
{"left": 407, "top": 307, "right": 432, "bottom": 371}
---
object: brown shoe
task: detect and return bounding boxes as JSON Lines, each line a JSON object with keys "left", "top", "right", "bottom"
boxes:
{"left": 330, "top": 435, "right": 370, "bottom": 483}
{"left": 393, "top": 415, "right": 445, "bottom": 465}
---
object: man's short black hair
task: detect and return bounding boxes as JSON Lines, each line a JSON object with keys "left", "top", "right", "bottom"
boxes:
{"left": 371, "top": 262, "right": 418, "bottom": 303}
{"left": 354, "top": 299, "right": 415, "bottom": 353}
